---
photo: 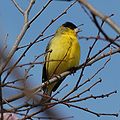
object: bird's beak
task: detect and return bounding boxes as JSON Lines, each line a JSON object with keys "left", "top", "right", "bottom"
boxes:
{"left": 74, "top": 28, "right": 81, "bottom": 33}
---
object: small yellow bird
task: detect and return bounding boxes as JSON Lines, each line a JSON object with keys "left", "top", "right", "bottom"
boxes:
{"left": 42, "top": 22, "right": 80, "bottom": 98}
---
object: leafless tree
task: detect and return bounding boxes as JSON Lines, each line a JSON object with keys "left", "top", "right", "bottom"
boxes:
{"left": 0, "top": 0, "right": 120, "bottom": 119}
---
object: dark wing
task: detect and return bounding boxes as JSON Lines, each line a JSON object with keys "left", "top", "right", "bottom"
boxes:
{"left": 42, "top": 62, "right": 48, "bottom": 83}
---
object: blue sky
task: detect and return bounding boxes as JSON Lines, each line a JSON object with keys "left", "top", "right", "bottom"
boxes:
{"left": 0, "top": 0, "right": 120, "bottom": 120}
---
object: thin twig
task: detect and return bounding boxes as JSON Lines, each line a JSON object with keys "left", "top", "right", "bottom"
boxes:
{"left": 2, "top": 0, "right": 36, "bottom": 83}
{"left": 63, "top": 103, "right": 118, "bottom": 117}
{"left": 11, "top": 0, "right": 24, "bottom": 14}
{"left": 29, "top": 0, "right": 53, "bottom": 25}
{"left": 68, "top": 90, "right": 117, "bottom": 103}
{"left": 77, "top": 0, "right": 120, "bottom": 34}
{"left": 2, "top": 47, "right": 120, "bottom": 105}
{"left": 92, "top": 13, "right": 120, "bottom": 48}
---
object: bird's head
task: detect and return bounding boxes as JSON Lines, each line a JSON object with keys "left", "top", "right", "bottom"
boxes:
{"left": 56, "top": 22, "right": 80, "bottom": 35}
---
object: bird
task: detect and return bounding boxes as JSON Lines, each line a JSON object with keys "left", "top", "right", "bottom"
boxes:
{"left": 42, "top": 22, "right": 80, "bottom": 101}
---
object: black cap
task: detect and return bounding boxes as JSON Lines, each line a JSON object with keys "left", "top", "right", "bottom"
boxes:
{"left": 62, "top": 22, "right": 77, "bottom": 30}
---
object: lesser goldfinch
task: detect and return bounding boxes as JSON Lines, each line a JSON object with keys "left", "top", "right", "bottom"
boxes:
{"left": 42, "top": 22, "right": 80, "bottom": 98}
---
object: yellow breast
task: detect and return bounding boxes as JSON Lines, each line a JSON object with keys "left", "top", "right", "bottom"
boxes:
{"left": 46, "top": 33, "right": 80, "bottom": 79}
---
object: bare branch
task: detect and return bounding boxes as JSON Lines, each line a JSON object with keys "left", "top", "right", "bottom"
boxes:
{"left": 77, "top": 0, "right": 120, "bottom": 34}
{"left": 11, "top": 0, "right": 24, "bottom": 14}
{"left": 1, "top": 0, "right": 36, "bottom": 82}
{"left": 62, "top": 103, "right": 118, "bottom": 117}
{"left": 29, "top": 0, "right": 53, "bottom": 25}
{"left": 68, "top": 90, "right": 117, "bottom": 103}
{"left": 2, "top": 46, "right": 120, "bottom": 105}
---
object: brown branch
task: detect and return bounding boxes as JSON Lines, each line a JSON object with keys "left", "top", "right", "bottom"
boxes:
{"left": 77, "top": 0, "right": 120, "bottom": 34}
{"left": 2, "top": 46, "right": 120, "bottom": 105}
{"left": 0, "top": 0, "right": 35, "bottom": 79}
{"left": 17, "top": 34, "right": 54, "bottom": 50}
{"left": 68, "top": 90, "right": 117, "bottom": 103}
{"left": 65, "top": 79, "right": 102, "bottom": 101}
{"left": 91, "top": 13, "right": 120, "bottom": 48}
{"left": 79, "top": 35, "right": 120, "bottom": 42}
{"left": 62, "top": 60, "right": 106, "bottom": 100}
{"left": 62, "top": 103, "right": 118, "bottom": 117}
{"left": 29, "top": 0, "right": 53, "bottom": 25}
